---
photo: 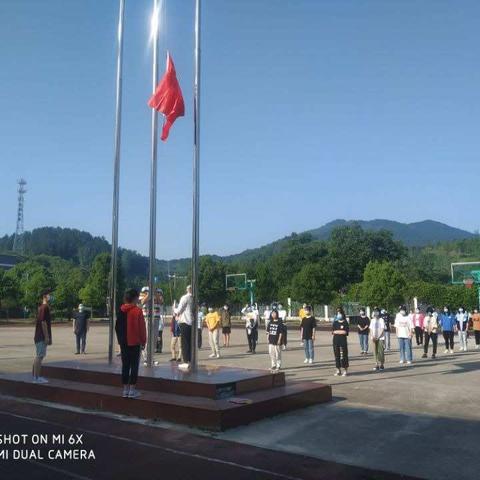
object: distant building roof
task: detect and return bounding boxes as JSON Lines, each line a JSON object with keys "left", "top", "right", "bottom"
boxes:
{"left": 0, "top": 254, "right": 23, "bottom": 270}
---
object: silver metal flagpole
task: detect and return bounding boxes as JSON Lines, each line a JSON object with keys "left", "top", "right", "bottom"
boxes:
{"left": 108, "top": 0, "right": 125, "bottom": 364}
{"left": 190, "top": 0, "right": 201, "bottom": 372}
{"left": 147, "top": 0, "right": 160, "bottom": 368}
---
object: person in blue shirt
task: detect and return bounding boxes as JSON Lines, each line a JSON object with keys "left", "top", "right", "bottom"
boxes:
{"left": 439, "top": 305, "right": 456, "bottom": 354}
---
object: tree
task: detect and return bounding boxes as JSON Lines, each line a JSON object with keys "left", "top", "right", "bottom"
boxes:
{"left": 55, "top": 267, "right": 87, "bottom": 314}
{"left": 358, "top": 261, "right": 407, "bottom": 310}
{"left": 198, "top": 257, "right": 226, "bottom": 306}
{"left": 290, "top": 263, "right": 335, "bottom": 305}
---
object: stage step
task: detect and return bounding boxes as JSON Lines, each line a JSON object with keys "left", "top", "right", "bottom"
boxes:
{"left": 0, "top": 372, "right": 332, "bottom": 431}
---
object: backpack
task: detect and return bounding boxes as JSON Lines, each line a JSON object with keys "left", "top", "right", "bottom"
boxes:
{"left": 115, "top": 308, "right": 128, "bottom": 347}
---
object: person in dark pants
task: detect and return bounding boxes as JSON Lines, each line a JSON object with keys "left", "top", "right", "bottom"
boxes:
{"left": 357, "top": 308, "right": 370, "bottom": 354}
{"left": 73, "top": 304, "right": 90, "bottom": 354}
{"left": 117, "top": 289, "right": 146, "bottom": 399}
{"left": 332, "top": 308, "right": 349, "bottom": 376}
{"left": 422, "top": 307, "right": 438, "bottom": 359}
{"left": 175, "top": 285, "right": 194, "bottom": 370}
{"left": 439, "top": 305, "right": 456, "bottom": 354}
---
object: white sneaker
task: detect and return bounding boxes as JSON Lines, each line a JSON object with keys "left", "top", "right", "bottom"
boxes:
{"left": 407, "top": 361, "right": 412, "bottom": 365}
{"left": 178, "top": 363, "right": 190, "bottom": 370}
{"left": 459, "top": 347, "right": 464, "bottom": 352}
{"left": 341, "top": 370, "right": 347, "bottom": 377}
{"left": 216, "top": 354, "right": 220, "bottom": 359}
{"left": 209, "top": 353, "right": 215, "bottom": 358}
{"left": 444, "top": 349, "right": 449, "bottom": 354}
{"left": 303, "top": 359, "right": 309, "bottom": 364}
{"left": 334, "top": 370, "right": 340, "bottom": 376}
{"left": 37, "top": 377, "right": 49, "bottom": 384}
{"left": 450, "top": 349, "right": 454, "bottom": 354}
{"left": 476, "top": 345, "right": 479, "bottom": 350}
{"left": 129, "top": 389, "right": 141, "bottom": 399}
{"left": 399, "top": 360, "right": 404, "bottom": 364}
{"left": 122, "top": 388, "right": 130, "bottom": 398}
{"left": 308, "top": 359, "right": 313, "bottom": 365}
{"left": 276, "top": 364, "right": 281, "bottom": 370}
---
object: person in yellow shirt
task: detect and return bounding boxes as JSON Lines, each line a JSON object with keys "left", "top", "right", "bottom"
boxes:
{"left": 299, "top": 304, "right": 307, "bottom": 324}
{"left": 472, "top": 308, "right": 480, "bottom": 349}
{"left": 205, "top": 307, "right": 221, "bottom": 358}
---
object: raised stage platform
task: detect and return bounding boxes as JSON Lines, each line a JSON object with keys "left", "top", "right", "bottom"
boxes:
{"left": 0, "top": 361, "right": 332, "bottom": 431}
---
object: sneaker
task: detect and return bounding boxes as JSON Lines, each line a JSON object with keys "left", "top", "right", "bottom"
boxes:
{"left": 379, "top": 365, "right": 385, "bottom": 370}
{"left": 169, "top": 358, "right": 176, "bottom": 362}
{"left": 450, "top": 349, "right": 454, "bottom": 354}
{"left": 308, "top": 359, "right": 313, "bottom": 365}
{"left": 399, "top": 360, "right": 404, "bottom": 364}
{"left": 37, "top": 377, "right": 49, "bottom": 384}
{"left": 333, "top": 370, "right": 340, "bottom": 376}
{"left": 122, "top": 388, "right": 129, "bottom": 398}
{"left": 406, "top": 361, "right": 412, "bottom": 365}
{"left": 178, "top": 363, "right": 190, "bottom": 370}
{"left": 216, "top": 354, "right": 220, "bottom": 359}
{"left": 75, "top": 352, "right": 80, "bottom": 355}
{"left": 459, "top": 347, "right": 464, "bottom": 352}
{"left": 303, "top": 359, "right": 309, "bottom": 364}
{"left": 341, "top": 370, "right": 347, "bottom": 377}
{"left": 475, "top": 345, "right": 479, "bottom": 350}
{"left": 129, "top": 389, "right": 141, "bottom": 399}
{"left": 431, "top": 354, "right": 436, "bottom": 359}
{"left": 276, "top": 364, "right": 281, "bottom": 370}
{"left": 282, "top": 346, "right": 286, "bottom": 351}
{"left": 444, "top": 349, "right": 449, "bottom": 354}
{"left": 373, "top": 366, "right": 379, "bottom": 371}
{"left": 422, "top": 353, "right": 427, "bottom": 358}
{"left": 209, "top": 353, "right": 216, "bottom": 358}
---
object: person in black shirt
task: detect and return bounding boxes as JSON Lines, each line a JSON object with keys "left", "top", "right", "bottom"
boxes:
{"left": 332, "top": 308, "right": 349, "bottom": 376}
{"left": 358, "top": 308, "right": 370, "bottom": 355}
{"left": 73, "top": 304, "right": 90, "bottom": 354}
{"left": 33, "top": 289, "right": 53, "bottom": 384}
{"left": 267, "top": 310, "right": 285, "bottom": 371}
{"left": 381, "top": 309, "right": 392, "bottom": 351}
{"left": 300, "top": 305, "right": 316, "bottom": 365}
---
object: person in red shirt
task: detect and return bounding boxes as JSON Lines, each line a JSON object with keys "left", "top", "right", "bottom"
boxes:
{"left": 119, "top": 289, "right": 146, "bottom": 398}
{"left": 32, "top": 289, "right": 53, "bottom": 384}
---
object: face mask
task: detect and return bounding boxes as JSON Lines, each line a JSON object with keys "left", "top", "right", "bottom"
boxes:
{"left": 400, "top": 310, "right": 406, "bottom": 315}
{"left": 336, "top": 314, "right": 343, "bottom": 320}
{"left": 459, "top": 309, "right": 464, "bottom": 314}
{"left": 224, "top": 306, "right": 228, "bottom": 310}
{"left": 360, "top": 312, "right": 365, "bottom": 317}
{"left": 373, "top": 312, "right": 379, "bottom": 317}
{"left": 444, "top": 309, "right": 448, "bottom": 313}
{"left": 415, "top": 310, "right": 420, "bottom": 314}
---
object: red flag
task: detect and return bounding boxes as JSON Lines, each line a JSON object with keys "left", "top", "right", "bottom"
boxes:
{"left": 148, "top": 53, "right": 185, "bottom": 141}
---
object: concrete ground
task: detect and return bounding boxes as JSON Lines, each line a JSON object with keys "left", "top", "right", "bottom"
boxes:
{"left": 1, "top": 322, "right": 479, "bottom": 479}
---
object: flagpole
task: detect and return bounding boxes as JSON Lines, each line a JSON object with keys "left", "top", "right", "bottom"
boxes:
{"left": 190, "top": 0, "right": 201, "bottom": 372}
{"left": 147, "top": 0, "right": 160, "bottom": 368}
{"left": 108, "top": 0, "right": 125, "bottom": 364}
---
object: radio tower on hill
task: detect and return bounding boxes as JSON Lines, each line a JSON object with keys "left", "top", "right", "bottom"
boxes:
{"left": 13, "top": 179, "right": 27, "bottom": 253}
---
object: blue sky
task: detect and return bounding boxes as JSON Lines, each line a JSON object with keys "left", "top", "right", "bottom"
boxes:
{"left": 0, "top": 0, "right": 479, "bottom": 259}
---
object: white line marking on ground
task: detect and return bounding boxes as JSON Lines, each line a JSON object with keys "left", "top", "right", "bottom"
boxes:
{"left": 26, "top": 459, "right": 93, "bottom": 480}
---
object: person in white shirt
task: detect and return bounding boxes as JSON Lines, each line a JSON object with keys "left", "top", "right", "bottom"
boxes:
{"left": 174, "top": 285, "right": 194, "bottom": 370}
{"left": 422, "top": 307, "right": 439, "bottom": 359}
{"left": 455, "top": 306, "right": 469, "bottom": 352}
{"left": 263, "top": 305, "right": 271, "bottom": 330}
{"left": 394, "top": 305, "right": 414, "bottom": 365}
{"left": 278, "top": 304, "right": 288, "bottom": 350}
{"left": 370, "top": 308, "right": 385, "bottom": 371}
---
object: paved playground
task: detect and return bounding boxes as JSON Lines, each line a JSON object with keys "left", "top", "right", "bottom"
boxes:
{"left": 1, "top": 322, "right": 479, "bottom": 479}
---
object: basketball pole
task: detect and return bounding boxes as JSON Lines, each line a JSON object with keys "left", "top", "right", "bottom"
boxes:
{"left": 190, "top": 0, "right": 201, "bottom": 372}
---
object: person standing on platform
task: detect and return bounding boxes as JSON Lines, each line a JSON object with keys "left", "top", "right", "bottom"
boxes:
{"left": 205, "top": 307, "right": 221, "bottom": 358}
{"left": 221, "top": 304, "right": 232, "bottom": 347}
{"left": 439, "top": 306, "right": 456, "bottom": 354}
{"left": 370, "top": 308, "right": 385, "bottom": 371}
{"left": 267, "top": 309, "right": 285, "bottom": 371}
{"left": 154, "top": 289, "right": 165, "bottom": 354}
{"left": 175, "top": 285, "right": 194, "bottom": 370}
{"left": 33, "top": 289, "right": 53, "bottom": 384}
{"left": 198, "top": 304, "right": 206, "bottom": 350}
{"left": 118, "top": 289, "right": 146, "bottom": 398}
{"left": 140, "top": 287, "right": 161, "bottom": 365}
{"left": 394, "top": 306, "right": 414, "bottom": 365}
{"left": 381, "top": 309, "right": 392, "bottom": 352}
{"left": 455, "top": 306, "right": 469, "bottom": 352}
{"left": 332, "top": 308, "right": 349, "bottom": 376}
{"left": 278, "top": 304, "right": 288, "bottom": 350}
{"left": 422, "top": 307, "right": 438, "bottom": 359}
{"left": 300, "top": 305, "right": 316, "bottom": 365}
{"left": 357, "top": 308, "right": 370, "bottom": 355}
{"left": 246, "top": 307, "right": 258, "bottom": 354}
{"left": 472, "top": 308, "right": 480, "bottom": 349}
{"left": 170, "top": 309, "right": 182, "bottom": 362}
{"left": 73, "top": 304, "right": 90, "bottom": 355}
{"left": 412, "top": 307, "right": 425, "bottom": 346}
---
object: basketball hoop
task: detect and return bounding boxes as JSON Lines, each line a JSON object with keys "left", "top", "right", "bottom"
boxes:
{"left": 463, "top": 278, "right": 474, "bottom": 289}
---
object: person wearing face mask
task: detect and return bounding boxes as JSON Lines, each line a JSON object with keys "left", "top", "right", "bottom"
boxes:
{"left": 73, "top": 303, "right": 90, "bottom": 355}
{"left": 455, "top": 306, "right": 469, "bottom": 352}
{"left": 221, "top": 304, "right": 231, "bottom": 347}
{"left": 370, "top": 308, "right": 385, "bottom": 371}
{"left": 332, "top": 308, "right": 349, "bottom": 376}
{"left": 411, "top": 308, "right": 425, "bottom": 346}
{"left": 263, "top": 305, "right": 272, "bottom": 330}
{"left": 439, "top": 306, "right": 456, "bottom": 354}
{"left": 300, "top": 305, "right": 316, "bottom": 365}
{"left": 33, "top": 289, "right": 53, "bottom": 384}
{"left": 381, "top": 308, "right": 392, "bottom": 352}
{"left": 394, "top": 305, "right": 414, "bottom": 365}
{"left": 422, "top": 306, "right": 438, "bottom": 359}
{"left": 357, "top": 308, "right": 370, "bottom": 355}
{"left": 472, "top": 308, "right": 480, "bottom": 349}
{"left": 205, "top": 307, "right": 221, "bottom": 359}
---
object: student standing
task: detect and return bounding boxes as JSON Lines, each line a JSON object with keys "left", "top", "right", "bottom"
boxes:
{"left": 118, "top": 289, "right": 146, "bottom": 398}
{"left": 422, "top": 307, "right": 438, "bottom": 359}
{"left": 455, "top": 306, "right": 469, "bottom": 352}
{"left": 370, "top": 308, "right": 385, "bottom": 371}
{"left": 205, "top": 307, "right": 221, "bottom": 358}
{"left": 266, "top": 310, "right": 285, "bottom": 371}
{"left": 357, "top": 308, "right": 370, "bottom": 355}
{"left": 197, "top": 304, "right": 206, "bottom": 350}
{"left": 32, "top": 290, "right": 53, "bottom": 384}
{"left": 263, "top": 305, "right": 272, "bottom": 330}
{"left": 243, "top": 306, "right": 258, "bottom": 354}
{"left": 169, "top": 309, "right": 182, "bottom": 362}
{"left": 221, "top": 305, "right": 232, "bottom": 347}
{"left": 300, "top": 305, "right": 316, "bottom": 365}
{"left": 381, "top": 309, "right": 392, "bottom": 352}
{"left": 411, "top": 308, "right": 425, "bottom": 346}
{"left": 73, "top": 303, "right": 90, "bottom": 355}
{"left": 439, "top": 306, "right": 456, "bottom": 354}
{"left": 278, "top": 304, "right": 288, "bottom": 350}
{"left": 332, "top": 309, "right": 349, "bottom": 376}
{"left": 472, "top": 308, "right": 480, "bottom": 349}
{"left": 394, "top": 306, "right": 414, "bottom": 365}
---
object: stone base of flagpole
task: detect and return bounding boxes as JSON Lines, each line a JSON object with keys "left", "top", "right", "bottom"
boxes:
{"left": 0, "top": 361, "right": 332, "bottom": 431}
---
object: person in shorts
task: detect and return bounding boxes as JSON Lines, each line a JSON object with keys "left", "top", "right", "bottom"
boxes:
{"left": 33, "top": 289, "right": 53, "bottom": 384}
{"left": 221, "top": 304, "right": 232, "bottom": 347}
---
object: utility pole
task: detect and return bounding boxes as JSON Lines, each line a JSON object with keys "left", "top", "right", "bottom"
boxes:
{"left": 13, "top": 179, "right": 27, "bottom": 253}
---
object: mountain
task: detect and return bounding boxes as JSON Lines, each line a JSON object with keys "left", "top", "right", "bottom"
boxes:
{"left": 224, "top": 219, "right": 475, "bottom": 263}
